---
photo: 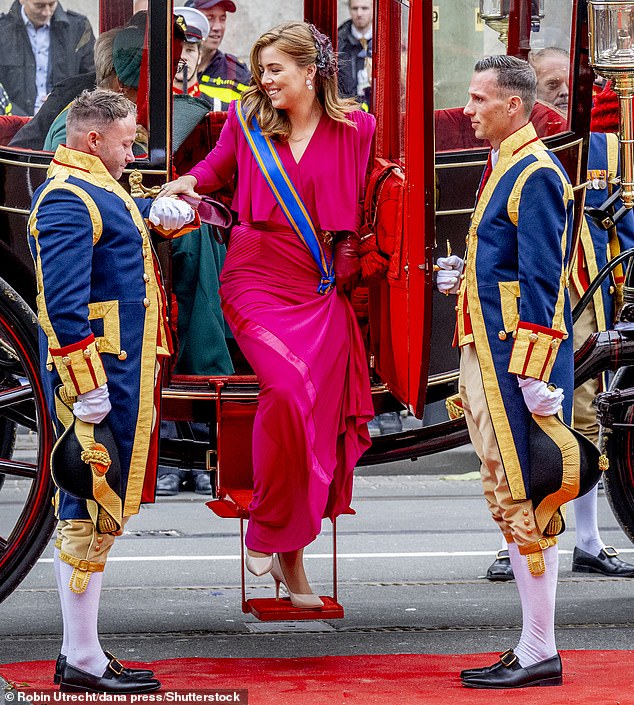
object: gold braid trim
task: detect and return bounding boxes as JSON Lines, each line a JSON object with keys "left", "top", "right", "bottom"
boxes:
{"left": 517, "top": 536, "right": 558, "bottom": 576}
{"left": 527, "top": 552, "right": 546, "bottom": 577}
{"left": 445, "top": 394, "right": 465, "bottom": 420}
{"left": 80, "top": 446, "right": 112, "bottom": 474}
{"left": 531, "top": 415, "right": 579, "bottom": 534}
{"left": 75, "top": 424, "right": 122, "bottom": 532}
{"left": 97, "top": 510, "right": 119, "bottom": 535}
{"left": 544, "top": 509, "right": 565, "bottom": 537}
{"left": 58, "top": 387, "right": 77, "bottom": 409}
{"left": 58, "top": 550, "right": 105, "bottom": 593}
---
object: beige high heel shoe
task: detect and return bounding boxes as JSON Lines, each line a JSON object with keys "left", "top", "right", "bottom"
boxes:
{"left": 271, "top": 554, "right": 323, "bottom": 609}
{"left": 245, "top": 551, "right": 273, "bottom": 576}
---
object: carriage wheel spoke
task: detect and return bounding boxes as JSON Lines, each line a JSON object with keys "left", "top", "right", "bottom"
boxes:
{"left": 0, "top": 458, "right": 37, "bottom": 479}
{"left": 0, "top": 384, "right": 33, "bottom": 409}
{"left": 0, "top": 384, "right": 37, "bottom": 431}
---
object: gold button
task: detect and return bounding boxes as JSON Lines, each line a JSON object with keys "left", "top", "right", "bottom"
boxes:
{"left": 524, "top": 519, "right": 530, "bottom": 525}
{"left": 527, "top": 528, "right": 533, "bottom": 534}
{"left": 83, "top": 348, "right": 91, "bottom": 358}
{"left": 97, "top": 536, "right": 103, "bottom": 543}
{"left": 143, "top": 298, "right": 150, "bottom": 308}
{"left": 95, "top": 339, "right": 101, "bottom": 351}
{"left": 46, "top": 363, "right": 53, "bottom": 372}
{"left": 126, "top": 201, "right": 133, "bottom": 211}
{"left": 528, "top": 332, "right": 539, "bottom": 342}
{"left": 460, "top": 274, "right": 465, "bottom": 280}
{"left": 143, "top": 273, "right": 150, "bottom": 282}
{"left": 95, "top": 546, "right": 100, "bottom": 552}
{"left": 105, "top": 185, "right": 113, "bottom": 192}
{"left": 523, "top": 509, "right": 529, "bottom": 516}
{"left": 609, "top": 285, "right": 615, "bottom": 295}
{"left": 498, "top": 330, "right": 507, "bottom": 341}
{"left": 551, "top": 339, "right": 559, "bottom": 350}
{"left": 62, "top": 356, "right": 71, "bottom": 366}
{"left": 563, "top": 333, "right": 569, "bottom": 340}
{"left": 512, "top": 331, "right": 517, "bottom": 338}
{"left": 118, "top": 350, "right": 128, "bottom": 361}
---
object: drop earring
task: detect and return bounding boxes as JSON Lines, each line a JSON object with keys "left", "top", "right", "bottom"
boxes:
{"left": 306, "top": 78, "right": 313, "bottom": 90}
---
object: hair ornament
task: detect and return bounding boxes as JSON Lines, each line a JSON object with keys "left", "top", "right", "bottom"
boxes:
{"left": 308, "top": 23, "right": 337, "bottom": 79}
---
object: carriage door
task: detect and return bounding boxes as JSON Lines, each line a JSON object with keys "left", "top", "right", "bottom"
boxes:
{"left": 367, "top": 0, "right": 436, "bottom": 417}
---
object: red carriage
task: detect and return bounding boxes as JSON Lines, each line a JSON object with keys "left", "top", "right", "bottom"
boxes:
{"left": 0, "top": 0, "right": 633, "bottom": 614}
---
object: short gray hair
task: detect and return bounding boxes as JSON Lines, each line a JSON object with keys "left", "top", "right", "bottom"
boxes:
{"left": 531, "top": 46, "right": 569, "bottom": 64}
{"left": 67, "top": 89, "right": 136, "bottom": 135}
{"left": 474, "top": 55, "right": 537, "bottom": 116}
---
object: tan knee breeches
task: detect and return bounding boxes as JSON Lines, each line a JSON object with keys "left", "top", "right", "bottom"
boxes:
{"left": 55, "top": 518, "right": 127, "bottom": 593}
{"left": 459, "top": 343, "right": 557, "bottom": 558}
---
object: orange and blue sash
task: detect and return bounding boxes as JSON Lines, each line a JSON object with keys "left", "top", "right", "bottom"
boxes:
{"left": 236, "top": 102, "right": 335, "bottom": 294}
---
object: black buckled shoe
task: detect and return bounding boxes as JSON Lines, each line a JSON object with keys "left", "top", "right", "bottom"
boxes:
{"left": 461, "top": 650, "right": 562, "bottom": 689}
{"left": 59, "top": 658, "right": 160, "bottom": 693}
{"left": 54, "top": 653, "right": 154, "bottom": 685}
{"left": 485, "top": 549, "right": 514, "bottom": 581}
{"left": 572, "top": 546, "right": 634, "bottom": 577}
{"left": 460, "top": 649, "right": 515, "bottom": 679}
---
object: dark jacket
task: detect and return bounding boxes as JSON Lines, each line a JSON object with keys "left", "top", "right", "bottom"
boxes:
{"left": 0, "top": 0, "right": 95, "bottom": 116}
{"left": 337, "top": 19, "right": 372, "bottom": 103}
{"left": 10, "top": 71, "right": 96, "bottom": 149}
{"left": 198, "top": 49, "right": 250, "bottom": 111}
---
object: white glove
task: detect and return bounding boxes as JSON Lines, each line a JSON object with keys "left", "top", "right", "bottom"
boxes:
{"left": 73, "top": 384, "right": 111, "bottom": 424}
{"left": 149, "top": 197, "right": 195, "bottom": 231}
{"left": 517, "top": 376, "right": 564, "bottom": 416}
{"left": 436, "top": 255, "right": 464, "bottom": 295}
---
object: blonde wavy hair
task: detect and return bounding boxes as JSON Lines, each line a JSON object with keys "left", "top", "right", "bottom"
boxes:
{"left": 241, "top": 21, "right": 359, "bottom": 140}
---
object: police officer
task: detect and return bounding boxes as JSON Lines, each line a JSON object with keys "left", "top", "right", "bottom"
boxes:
{"left": 185, "top": 0, "right": 250, "bottom": 110}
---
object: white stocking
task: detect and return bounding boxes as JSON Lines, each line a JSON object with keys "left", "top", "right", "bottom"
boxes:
{"left": 58, "top": 559, "right": 109, "bottom": 676}
{"left": 53, "top": 549, "right": 68, "bottom": 655}
{"left": 572, "top": 484, "right": 603, "bottom": 556}
{"left": 507, "top": 541, "right": 558, "bottom": 667}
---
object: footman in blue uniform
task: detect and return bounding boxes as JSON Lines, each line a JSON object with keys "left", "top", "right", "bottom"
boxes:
{"left": 28, "top": 88, "right": 196, "bottom": 693}
{"left": 437, "top": 56, "right": 601, "bottom": 689}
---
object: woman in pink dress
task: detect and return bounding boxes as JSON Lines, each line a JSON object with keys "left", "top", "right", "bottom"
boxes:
{"left": 160, "top": 21, "right": 375, "bottom": 607}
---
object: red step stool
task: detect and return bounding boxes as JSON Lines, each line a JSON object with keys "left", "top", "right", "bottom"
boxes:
{"left": 206, "top": 381, "right": 344, "bottom": 620}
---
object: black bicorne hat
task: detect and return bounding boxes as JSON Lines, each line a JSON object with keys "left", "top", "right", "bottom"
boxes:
{"left": 529, "top": 414, "right": 607, "bottom": 536}
{"left": 50, "top": 388, "right": 123, "bottom": 534}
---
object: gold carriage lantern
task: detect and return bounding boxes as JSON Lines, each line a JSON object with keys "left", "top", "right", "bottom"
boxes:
{"left": 589, "top": 1, "right": 634, "bottom": 208}
{"left": 478, "top": 0, "right": 545, "bottom": 48}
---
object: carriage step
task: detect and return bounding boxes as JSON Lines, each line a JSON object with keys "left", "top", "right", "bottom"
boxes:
{"left": 243, "top": 596, "right": 344, "bottom": 621}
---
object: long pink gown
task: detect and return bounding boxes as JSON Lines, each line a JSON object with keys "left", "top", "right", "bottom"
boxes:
{"left": 187, "top": 101, "right": 375, "bottom": 553}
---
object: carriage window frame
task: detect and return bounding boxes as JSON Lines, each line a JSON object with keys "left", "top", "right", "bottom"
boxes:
{"left": 432, "top": 0, "right": 575, "bottom": 157}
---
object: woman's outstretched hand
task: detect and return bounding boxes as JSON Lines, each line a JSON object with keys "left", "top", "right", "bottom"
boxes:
{"left": 158, "top": 175, "right": 199, "bottom": 200}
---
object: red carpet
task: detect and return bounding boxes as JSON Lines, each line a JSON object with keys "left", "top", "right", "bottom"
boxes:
{"left": 3, "top": 652, "right": 634, "bottom": 704}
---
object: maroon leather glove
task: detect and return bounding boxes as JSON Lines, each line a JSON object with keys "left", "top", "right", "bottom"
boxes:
{"left": 334, "top": 231, "right": 361, "bottom": 296}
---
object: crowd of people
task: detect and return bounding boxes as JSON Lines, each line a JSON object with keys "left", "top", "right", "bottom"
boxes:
{"left": 0, "top": 0, "right": 630, "bottom": 696}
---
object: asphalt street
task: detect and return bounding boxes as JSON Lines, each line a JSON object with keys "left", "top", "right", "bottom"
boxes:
{"left": 2, "top": 443, "right": 634, "bottom": 676}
